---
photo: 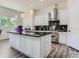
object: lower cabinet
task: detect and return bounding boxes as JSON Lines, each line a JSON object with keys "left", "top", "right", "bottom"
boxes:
{"left": 20, "top": 36, "right": 41, "bottom": 57}
{"left": 9, "top": 34, "right": 43, "bottom": 57}
{"left": 15, "top": 35, "right": 20, "bottom": 50}
{"left": 59, "top": 32, "right": 67, "bottom": 44}
{"left": 32, "top": 37, "right": 40, "bottom": 57}
{"left": 9, "top": 33, "right": 51, "bottom": 58}
{"left": 9, "top": 34, "right": 20, "bottom": 49}
{"left": 20, "top": 35, "right": 32, "bottom": 57}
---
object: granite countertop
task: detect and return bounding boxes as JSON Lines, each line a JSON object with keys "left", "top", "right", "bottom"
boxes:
{"left": 7, "top": 31, "right": 52, "bottom": 37}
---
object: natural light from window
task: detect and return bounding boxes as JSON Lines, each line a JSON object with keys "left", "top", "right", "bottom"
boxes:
{"left": 0, "top": 16, "right": 16, "bottom": 28}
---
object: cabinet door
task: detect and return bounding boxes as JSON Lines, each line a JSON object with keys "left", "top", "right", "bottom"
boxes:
{"left": 9, "top": 34, "right": 15, "bottom": 47}
{"left": 45, "top": 34, "right": 51, "bottom": 57}
{"left": 42, "top": 14, "right": 48, "bottom": 25}
{"left": 20, "top": 36, "right": 32, "bottom": 57}
{"left": 35, "top": 15, "right": 41, "bottom": 25}
{"left": 40, "top": 34, "right": 52, "bottom": 57}
{"left": 9, "top": 34, "right": 20, "bottom": 49}
{"left": 34, "top": 14, "right": 48, "bottom": 26}
{"left": 19, "top": 35, "right": 25, "bottom": 52}
{"left": 59, "top": 32, "right": 67, "bottom": 44}
{"left": 32, "top": 37, "right": 40, "bottom": 57}
{"left": 13, "top": 34, "right": 20, "bottom": 49}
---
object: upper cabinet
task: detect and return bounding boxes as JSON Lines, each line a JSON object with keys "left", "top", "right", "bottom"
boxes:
{"left": 59, "top": 9, "right": 68, "bottom": 25}
{"left": 34, "top": 13, "right": 49, "bottom": 26}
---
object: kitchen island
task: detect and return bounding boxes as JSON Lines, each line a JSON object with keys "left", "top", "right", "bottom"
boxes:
{"left": 8, "top": 31, "right": 52, "bottom": 58}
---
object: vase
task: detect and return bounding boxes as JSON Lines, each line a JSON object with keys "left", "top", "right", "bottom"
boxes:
{"left": 19, "top": 31, "right": 22, "bottom": 34}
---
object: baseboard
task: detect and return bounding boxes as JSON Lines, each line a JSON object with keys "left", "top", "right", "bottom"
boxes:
{"left": 68, "top": 46, "right": 79, "bottom": 52}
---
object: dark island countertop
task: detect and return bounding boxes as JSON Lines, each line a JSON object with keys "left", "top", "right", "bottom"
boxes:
{"left": 7, "top": 31, "right": 52, "bottom": 37}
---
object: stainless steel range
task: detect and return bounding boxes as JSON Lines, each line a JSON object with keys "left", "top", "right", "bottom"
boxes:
{"left": 51, "top": 31, "right": 59, "bottom": 43}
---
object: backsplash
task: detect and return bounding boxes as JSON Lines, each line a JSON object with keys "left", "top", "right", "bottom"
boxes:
{"left": 34, "top": 20, "right": 68, "bottom": 32}
{"left": 59, "top": 25, "right": 67, "bottom": 32}
{"left": 34, "top": 26, "right": 41, "bottom": 30}
{"left": 49, "top": 20, "right": 60, "bottom": 26}
{"left": 34, "top": 25, "right": 49, "bottom": 31}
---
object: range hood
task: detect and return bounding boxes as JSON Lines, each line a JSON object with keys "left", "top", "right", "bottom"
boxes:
{"left": 54, "top": 4, "right": 59, "bottom": 20}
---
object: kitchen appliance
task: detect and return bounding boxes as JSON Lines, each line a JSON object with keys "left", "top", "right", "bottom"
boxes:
{"left": 59, "top": 25, "right": 67, "bottom": 32}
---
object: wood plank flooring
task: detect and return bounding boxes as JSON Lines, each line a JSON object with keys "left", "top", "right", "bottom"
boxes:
{"left": 0, "top": 39, "right": 79, "bottom": 58}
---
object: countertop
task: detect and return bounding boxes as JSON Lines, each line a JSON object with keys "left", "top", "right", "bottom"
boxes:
{"left": 7, "top": 31, "right": 52, "bottom": 37}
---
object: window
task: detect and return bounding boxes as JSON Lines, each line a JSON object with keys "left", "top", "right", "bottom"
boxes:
{"left": 0, "top": 16, "right": 16, "bottom": 28}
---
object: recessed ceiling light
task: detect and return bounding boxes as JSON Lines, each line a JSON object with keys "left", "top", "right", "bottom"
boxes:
{"left": 40, "top": 0, "right": 44, "bottom": 2}
{"left": 21, "top": 13, "right": 24, "bottom": 18}
{"left": 30, "top": 10, "right": 33, "bottom": 15}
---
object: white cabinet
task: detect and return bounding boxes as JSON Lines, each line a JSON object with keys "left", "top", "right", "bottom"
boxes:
{"left": 24, "top": 36, "right": 32, "bottom": 56}
{"left": 59, "top": 9, "right": 68, "bottom": 25}
{"left": 32, "top": 37, "right": 40, "bottom": 57}
{"left": 59, "top": 32, "right": 67, "bottom": 44}
{"left": 34, "top": 14, "right": 49, "bottom": 26}
{"left": 9, "top": 34, "right": 15, "bottom": 47}
{"left": 15, "top": 35, "right": 20, "bottom": 50}
{"left": 45, "top": 35, "right": 51, "bottom": 57}
{"left": 19, "top": 35, "right": 25, "bottom": 52}
{"left": 34, "top": 16, "right": 41, "bottom": 25}
{"left": 9, "top": 33, "right": 51, "bottom": 58}
{"left": 9, "top": 34, "right": 20, "bottom": 49}
{"left": 20, "top": 35, "right": 32, "bottom": 57}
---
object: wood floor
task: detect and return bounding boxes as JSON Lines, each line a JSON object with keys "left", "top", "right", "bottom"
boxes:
{"left": 0, "top": 39, "right": 79, "bottom": 58}
{"left": 49, "top": 43, "right": 79, "bottom": 58}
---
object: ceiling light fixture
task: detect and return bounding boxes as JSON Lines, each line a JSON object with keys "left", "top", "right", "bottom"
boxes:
{"left": 30, "top": 10, "right": 33, "bottom": 15}
{"left": 21, "top": 13, "right": 24, "bottom": 18}
{"left": 40, "top": 0, "right": 44, "bottom": 2}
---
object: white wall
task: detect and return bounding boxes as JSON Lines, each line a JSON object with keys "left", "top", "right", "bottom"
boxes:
{"left": 16, "top": 15, "right": 23, "bottom": 25}
{"left": 67, "top": 0, "right": 79, "bottom": 37}
{"left": 0, "top": 0, "right": 25, "bottom": 12}
{"left": 67, "top": 0, "right": 79, "bottom": 50}
{"left": 0, "top": 6, "right": 23, "bottom": 17}
{"left": 23, "top": 11, "right": 33, "bottom": 28}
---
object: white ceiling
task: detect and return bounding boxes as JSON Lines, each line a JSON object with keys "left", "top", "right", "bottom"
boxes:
{"left": 0, "top": 6, "right": 23, "bottom": 16}
{"left": 0, "top": 0, "right": 67, "bottom": 12}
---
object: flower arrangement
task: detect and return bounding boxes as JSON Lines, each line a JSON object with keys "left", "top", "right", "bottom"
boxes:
{"left": 15, "top": 25, "right": 23, "bottom": 34}
{"left": 24, "top": 27, "right": 31, "bottom": 33}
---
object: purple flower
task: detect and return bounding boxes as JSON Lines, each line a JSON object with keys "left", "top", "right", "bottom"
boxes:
{"left": 15, "top": 25, "right": 23, "bottom": 34}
